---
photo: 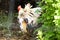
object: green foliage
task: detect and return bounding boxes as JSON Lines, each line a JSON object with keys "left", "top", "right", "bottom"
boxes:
{"left": 35, "top": 0, "right": 60, "bottom": 40}
{"left": 0, "top": 12, "right": 8, "bottom": 28}
{"left": 0, "top": 11, "right": 20, "bottom": 37}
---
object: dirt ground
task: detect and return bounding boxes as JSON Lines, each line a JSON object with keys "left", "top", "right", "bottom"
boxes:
{"left": 0, "top": 32, "right": 36, "bottom": 40}
{"left": 0, "top": 37, "right": 20, "bottom": 40}
{"left": 0, "top": 36, "right": 36, "bottom": 40}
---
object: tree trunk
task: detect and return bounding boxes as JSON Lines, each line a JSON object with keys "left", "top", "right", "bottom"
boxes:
{"left": 7, "top": 0, "right": 15, "bottom": 37}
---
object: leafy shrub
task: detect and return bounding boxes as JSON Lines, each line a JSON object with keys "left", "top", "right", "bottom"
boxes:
{"left": 35, "top": 0, "right": 60, "bottom": 40}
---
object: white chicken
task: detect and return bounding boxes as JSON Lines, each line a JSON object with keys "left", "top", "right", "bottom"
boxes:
{"left": 17, "top": 3, "right": 42, "bottom": 33}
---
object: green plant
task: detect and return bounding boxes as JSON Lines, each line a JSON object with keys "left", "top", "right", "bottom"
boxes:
{"left": 35, "top": 0, "right": 60, "bottom": 40}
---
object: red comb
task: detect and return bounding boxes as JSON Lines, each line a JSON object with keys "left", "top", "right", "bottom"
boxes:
{"left": 18, "top": 5, "right": 21, "bottom": 11}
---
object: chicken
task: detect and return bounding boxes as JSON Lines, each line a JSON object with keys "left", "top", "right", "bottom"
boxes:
{"left": 17, "top": 3, "right": 42, "bottom": 33}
